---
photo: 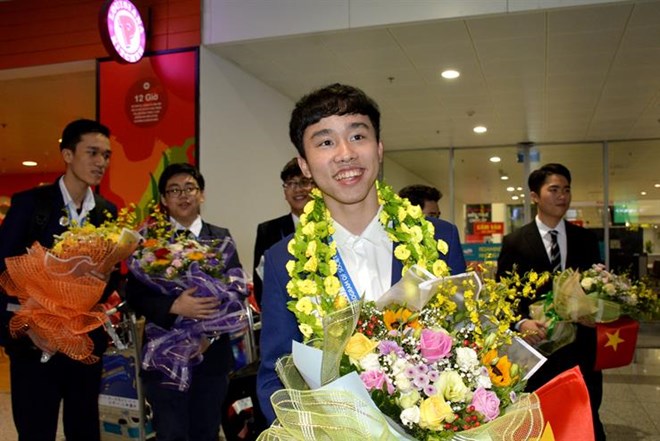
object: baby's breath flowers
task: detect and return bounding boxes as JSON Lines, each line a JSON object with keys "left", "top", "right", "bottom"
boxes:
{"left": 285, "top": 181, "right": 451, "bottom": 341}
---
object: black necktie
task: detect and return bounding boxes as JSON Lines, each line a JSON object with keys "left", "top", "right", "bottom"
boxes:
{"left": 549, "top": 230, "right": 561, "bottom": 272}
{"left": 175, "top": 229, "right": 194, "bottom": 240}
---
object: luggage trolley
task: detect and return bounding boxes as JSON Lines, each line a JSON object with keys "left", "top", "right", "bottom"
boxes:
{"left": 99, "top": 293, "right": 154, "bottom": 441}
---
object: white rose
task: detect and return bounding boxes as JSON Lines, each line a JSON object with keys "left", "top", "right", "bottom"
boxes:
{"left": 455, "top": 347, "right": 479, "bottom": 372}
{"left": 400, "top": 406, "right": 421, "bottom": 427}
{"left": 395, "top": 374, "right": 412, "bottom": 393}
{"left": 359, "top": 353, "right": 382, "bottom": 371}
{"left": 391, "top": 358, "right": 410, "bottom": 376}
{"left": 397, "top": 390, "right": 421, "bottom": 409}
{"left": 604, "top": 283, "right": 616, "bottom": 295}
{"left": 581, "top": 277, "right": 594, "bottom": 291}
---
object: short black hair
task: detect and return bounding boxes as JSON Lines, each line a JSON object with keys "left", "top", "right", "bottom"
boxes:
{"left": 59, "top": 119, "right": 110, "bottom": 151}
{"left": 280, "top": 158, "right": 304, "bottom": 182}
{"left": 289, "top": 83, "right": 381, "bottom": 158}
{"left": 398, "top": 185, "right": 442, "bottom": 207}
{"left": 528, "top": 163, "right": 571, "bottom": 194}
{"left": 158, "top": 163, "right": 205, "bottom": 195}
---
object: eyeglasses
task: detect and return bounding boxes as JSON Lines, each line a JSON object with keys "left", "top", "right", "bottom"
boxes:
{"left": 282, "top": 179, "right": 314, "bottom": 190}
{"left": 164, "top": 186, "right": 200, "bottom": 198}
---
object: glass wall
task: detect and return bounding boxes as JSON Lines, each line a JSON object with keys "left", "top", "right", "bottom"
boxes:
{"left": 384, "top": 139, "right": 660, "bottom": 278}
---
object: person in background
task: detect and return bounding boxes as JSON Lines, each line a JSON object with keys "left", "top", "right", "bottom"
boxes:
{"left": 126, "top": 163, "right": 244, "bottom": 441}
{"left": 398, "top": 184, "right": 442, "bottom": 218}
{"left": 252, "top": 158, "right": 313, "bottom": 307}
{"left": 0, "top": 119, "right": 115, "bottom": 441}
{"left": 496, "top": 162, "right": 605, "bottom": 440}
{"left": 256, "top": 83, "right": 467, "bottom": 423}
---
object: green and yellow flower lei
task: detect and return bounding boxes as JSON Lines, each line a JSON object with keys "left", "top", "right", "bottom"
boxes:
{"left": 285, "top": 181, "right": 451, "bottom": 341}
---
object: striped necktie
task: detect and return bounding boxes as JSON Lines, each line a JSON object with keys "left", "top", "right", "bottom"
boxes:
{"left": 549, "top": 230, "right": 561, "bottom": 272}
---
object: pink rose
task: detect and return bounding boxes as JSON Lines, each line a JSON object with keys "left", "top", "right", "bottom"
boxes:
{"left": 471, "top": 387, "right": 500, "bottom": 421}
{"left": 360, "top": 370, "right": 394, "bottom": 394}
{"left": 419, "top": 329, "right": 452, "bottom": 362}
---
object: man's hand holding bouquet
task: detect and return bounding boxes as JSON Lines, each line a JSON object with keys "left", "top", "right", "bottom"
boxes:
{"left": 0, "top": 208, "right": 140, "bottom": 363}
{"left": 127, "top": 210, "right": 247, "bottom": 391}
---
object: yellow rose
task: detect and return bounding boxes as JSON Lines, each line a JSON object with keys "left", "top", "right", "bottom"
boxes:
{"left": 324, "top": 275, "right": 341, "bottom": 296}
{"left": 297, "top": 279, "right": 318, "bottom": 295}
{"left": 299, "top": 323, "right": 313, "bottom": 339}
{"left": 437, "top": 239, "right": 448, "bottom": 255}
{"left": 398, "top": 206, "right": 407, "bottom": 222}
{"left": 418, "top": 395, "right": 455, "bottom": 430}
{"left": 406, "top": 204, "right": 423, "bottom": 219}
{"left": 305, "top": 240, "right": 317, "bottom": 257}
{"left": 345, "top": 333, "right": 379, "bottom": 360}
{"left": 303, "top": 255, "right": 318, "bottom": 272}
{"left": 285, "top": 260, "right": 295, "bottom": 276}
{"left": 333, "top": 294, "right": 347, "bottom": 310}
{"left": 409, "top": 225, "right": 423, "bottom": 243}
{"left": 328, "top": 259, "right": 338, "bottom": 275}
{"left": 302, "top": 221, "right": 316, "bottom": 237}
{"left": 285, "top": 280, "right": 297, "bottom": 297}
{"left": 303, "top": 200, "right": 315, "bottom": 215}
{"left": 295, "top": 297, "right": 314, "bottom": 315}
{"left": 287, "top": 238, "right": 296, "bottom": 255}
{"left": 394, "top": 244, "right": 411, "bottom": 261}
{"left": 379, "top": 210, "right": 390, "bottom": 226}
{"left": 299, "top": 213, "right": 307, "bottom": 224}
{"left": 432, "top": 259, "right": 448, "bottom": 277}
{"left": 435, "top": 371, "right": 471, "bottom": 402}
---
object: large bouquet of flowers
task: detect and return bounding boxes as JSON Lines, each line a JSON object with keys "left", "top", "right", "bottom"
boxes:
{"left": 128, "top": 225, "right": 247, "bottom": 391}
{"left": 0, "top": 209, "right": 140, "bottom": 363}
{"left": 259, "top": 182, "right": 553, "bottom": 440}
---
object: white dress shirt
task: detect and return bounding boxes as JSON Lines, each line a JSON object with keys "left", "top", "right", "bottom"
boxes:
{"left": 58, "top": 177, "right": 96, "bottom": 226}
{"left": 535, "top": 216, "right": 567, "bottom": 270}
{"left": 171, "top": 215, "right": 203, "bottom": 238}
{"left": 332, "top": 209, "right": 393, "bottom": 302}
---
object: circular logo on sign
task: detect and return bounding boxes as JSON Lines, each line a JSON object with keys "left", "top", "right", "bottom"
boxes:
{"left": 100, "top": 0, "right": 146, "bottom": 63}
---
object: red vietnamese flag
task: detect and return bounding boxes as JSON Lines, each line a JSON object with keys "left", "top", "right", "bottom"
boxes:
{"left": 534, "top": 367, "right": 594, "bottom": 441}
{"left": 594, "top": 317, "right": 639, "bottom": 371}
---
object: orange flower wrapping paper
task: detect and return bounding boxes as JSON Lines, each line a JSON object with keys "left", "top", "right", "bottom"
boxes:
{"left": 0, "top": 229, "right": 140, "bottom": 363}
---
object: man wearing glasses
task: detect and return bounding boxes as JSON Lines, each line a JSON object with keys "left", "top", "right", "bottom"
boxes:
{"left": 253, "top": 158, "right": 313, "bottom": 307}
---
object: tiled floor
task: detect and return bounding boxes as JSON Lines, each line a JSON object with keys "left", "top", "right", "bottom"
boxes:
{"left": 1, "top": 325, "right": 659, "bottom": 441}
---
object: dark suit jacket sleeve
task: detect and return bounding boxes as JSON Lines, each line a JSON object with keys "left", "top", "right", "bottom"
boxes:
{"left": 431, "top": 218, "right": 467, "bottom": 274}
{"left": 0, "top": 191, "right": 35, "bottom": 274}
{"left": 256, "top": 236, "right": 302, "bottom": 424}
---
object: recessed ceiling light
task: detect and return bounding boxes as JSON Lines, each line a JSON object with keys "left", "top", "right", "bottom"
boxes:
{"left": 489, "top": 156, "right": 501, "bottom": 163}
{"left": 641, "top": 191, "right": 647, "bottom": 196}
{"left": 655, "top": 184, "right": 660, "bottom": 188}
{"left": 473, "top": 126, "right": 487, "bottom": 134}
{"left": 516, "top": 187, "right": 523, "bottom": 191}
{"left": 441, "top": 70, "right": 460, "bottom": 79}
{"left": 519, "top": 194, "right": 525, "bottom": 198}
{"left": 506, "top": 187, "right": 515, "bottom": 192}
{"left": 500, "top": 175, "right": 509, "bottom": 181}
{"left": 511, "top": 196, "right": 519, "bottom": 201}
{"left": 22, "top": 161, "right": 38, "bottom": 167}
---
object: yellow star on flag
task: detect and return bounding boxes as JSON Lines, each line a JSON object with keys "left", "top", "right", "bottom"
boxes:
{"left": 605, "top": 329, "right": 625, "bottom": 351}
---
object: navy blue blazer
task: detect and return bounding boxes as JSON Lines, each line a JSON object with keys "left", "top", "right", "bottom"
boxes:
{"left": 256, "top": 216, "right": 466, "bottom": 423}
{"left": 125, "top": 222, "right": 243, "bottom": 379}
{"left": 0, "top": 182, "right": 117, "bottom": 356}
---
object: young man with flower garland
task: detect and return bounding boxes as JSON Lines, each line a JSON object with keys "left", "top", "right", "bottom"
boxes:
{"left": 496, "top": 163, "right": 606, "bottom": 440}
{"left": 0, "top": 119, "right": 116, "bottom": 441}
{"left": 256, "top": 83, "right": 467, "bottom": 424}
{"left": 126, "top": 162, "right": 245, "bottom": 441}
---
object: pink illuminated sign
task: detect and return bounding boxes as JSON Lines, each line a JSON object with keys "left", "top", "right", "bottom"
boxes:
{"left": 100, "top": 0, "right": 146, "bottom": 63}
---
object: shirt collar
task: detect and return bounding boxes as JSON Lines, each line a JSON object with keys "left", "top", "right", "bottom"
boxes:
{"left": 171, "top": 215, "right": 203, "bottom": 238}
{"left": 332, "top": 207, "right": 390, "bottom": 248}
{"left": 58, "top": 176, "right": 96, "bottom": 224}
{"left": 535, "top": 216, "right": 566, "bottom": 237}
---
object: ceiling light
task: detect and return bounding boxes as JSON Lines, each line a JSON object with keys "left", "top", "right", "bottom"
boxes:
{"left": 489, "top": 156, "right": 501, "bottom": 163}
{"left": 22, "top": 161, "right": 38, "bottom": 167}
{"left": 441, "top": 70, "right": 460, "bottom": 79}
{"left": 519, "top": 193, "right": 525, "bottom": 198}
{"left": 516, "top": 187, "right": 523, "bottom": 191}
{"left": 506, "top": 187, "right": 515, "bottom": 192}
{"left": 655, "top": 184, "right": 660, "bottom": 188}
{"left": 500, "top": 175, "right": 509, "bottom": 181}
{"left": 641, "top": 191, "right": 647, "bottom": 196}
{"left": 511, "top": 196, "right": 519, "bottom": 200}
{"left": 473, "top": 126, "right": 487, "bottom": 134}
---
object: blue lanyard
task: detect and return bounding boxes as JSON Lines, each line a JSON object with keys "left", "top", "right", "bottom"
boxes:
{"left": 329, "top": 236, "right": 360, "bottom": 302}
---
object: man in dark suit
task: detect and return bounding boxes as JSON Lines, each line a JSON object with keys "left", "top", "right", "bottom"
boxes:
{"left": 0, "top": 119, "right": 116, "bottom": 441}
{"left": 252, "top": 158, "right": 312, "bottom": 306}
{"left": 256, "top": 84, "right": 467, "bottom": 424}
{"left": 496, "top": 163, "right": 605, "bottom": 440}
{"left": 126, "top": 163, "right": 245, "bottom": 441}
